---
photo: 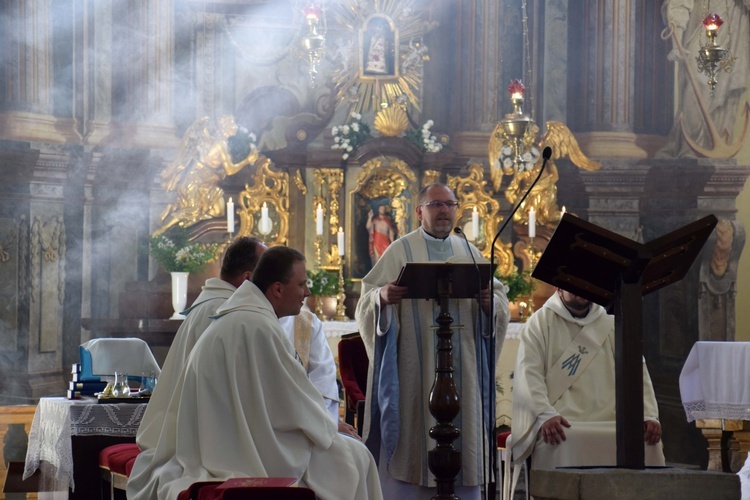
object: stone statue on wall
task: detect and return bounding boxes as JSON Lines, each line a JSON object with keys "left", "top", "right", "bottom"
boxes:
{"left": 660, "top": 0, "right": 750, "bottom": 158}
{"left": 155, "top": 116, "right": 258, "bottom": 236}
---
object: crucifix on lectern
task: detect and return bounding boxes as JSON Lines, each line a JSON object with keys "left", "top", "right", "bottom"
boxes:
{"left": 396, "top": 262, "right": 495, "bottom": 499}
{"left": 532, "top": 213, "right": 717, "bottom": 468}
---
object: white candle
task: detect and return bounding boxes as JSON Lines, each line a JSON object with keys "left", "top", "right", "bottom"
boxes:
{"left": 227, "top": 198, "right": 235, "bottom": 233}
{"left": 316, "top": 203, "right": 324, "bottom": 236}
{"left": 337, "top": 227, "right": 345, "bottom": 256}
{"left": 472, "top": 207, "right": 479, "bottom": 241}
{"left": 261, "top": 202, "right": 270, "bottom": 234}
{"left": 528, "top": 207, "right": 536, "bottom": 238}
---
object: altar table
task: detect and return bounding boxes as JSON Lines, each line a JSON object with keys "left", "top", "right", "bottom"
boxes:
{"left": 680, "top": 341, "right": 750, "bottom": 472}
{"left": 23, "top": 396, "right": 147, "bottom": 498}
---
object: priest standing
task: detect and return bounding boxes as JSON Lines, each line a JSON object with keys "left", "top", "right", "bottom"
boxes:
{"left": 356, "top": 183, "right": 510, "bottom": 499}
{"left": 127, "top": 246, "right": 382, "bottom": 499}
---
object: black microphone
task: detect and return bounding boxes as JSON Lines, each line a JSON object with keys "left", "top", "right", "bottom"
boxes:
{"left": 490, "top": 145, "right": 552, "bottom": 253}
{"left": 485, "top": 145, "right": 552, "bottom": 499}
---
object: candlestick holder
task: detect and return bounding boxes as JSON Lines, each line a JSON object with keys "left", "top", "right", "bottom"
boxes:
{"left": 314, "top": 235, "right": 323, "bottom": 269}
{"left": 334, "top": 258, "right": 348, "bottom": 321}
{"left": 526, "top": 237, "right": 538, "bottom": 317}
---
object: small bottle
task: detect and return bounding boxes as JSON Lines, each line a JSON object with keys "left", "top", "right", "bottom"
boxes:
{"left": 112, "top": 372, "right": 131, "bottom": 398}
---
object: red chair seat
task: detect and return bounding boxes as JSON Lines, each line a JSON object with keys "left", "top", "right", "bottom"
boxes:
{"left": 497, "top": 430, "right": 511, "bottom": 449}
{"left": 99, "top": 443, "right": 141, "bottom": 472}
{"left": 179, "top": 479, "right": 315, "bottom": 500}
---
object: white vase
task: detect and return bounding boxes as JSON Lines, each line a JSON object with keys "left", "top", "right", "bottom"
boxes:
{"left": 170, "top": 272, "right": 189, "bottom": 319}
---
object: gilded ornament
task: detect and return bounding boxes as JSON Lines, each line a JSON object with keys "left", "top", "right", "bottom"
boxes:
{"left": 489, "top": 120, "right": 602, "bottom": 228}
{"left": 155, "top": 116, "right": 258, "bottom": 237}
{"left": 373, "top": 106, "right": 409, "bottom": 137}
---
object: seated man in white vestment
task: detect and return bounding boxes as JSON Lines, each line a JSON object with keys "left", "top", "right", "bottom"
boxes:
{"left": 511, "top": 288, "right": 665, "bottom": 470}
{"left": 356, "top": 183, "right": 510, "bottom": 500}
{"left": 135, "top": 237, "right": 354, "bottom": 462}
{"left": 127, "top": 246, "right": 382, "bottom": 499}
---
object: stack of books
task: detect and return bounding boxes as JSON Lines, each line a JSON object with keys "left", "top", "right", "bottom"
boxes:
{"left": 67, "top": 363, "right": 107, "bottom": 399}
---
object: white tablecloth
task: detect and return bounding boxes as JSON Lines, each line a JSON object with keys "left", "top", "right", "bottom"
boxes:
{"left": 321, "top": 319, "right": 359, "bottom": 339}
{"left": 680, "top": 341, "right": 750, "bottom": 422}
{"left": 23, "top": 397, "right": 147, "bottom": 491}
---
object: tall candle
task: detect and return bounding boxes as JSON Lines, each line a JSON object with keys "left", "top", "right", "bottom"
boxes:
{"left": 261, "top": 202, "right": 270, "bottom": 234}
{"left": 472, "top": 207, "right": 479, "bottom": 241}
{"left": 528, "top": 207, "right": 536, "bottom": 238}
{"left": 337, "top": 227, "right": 345, "bottom": 256}
{"left": 316, "top": 203, "right": 324, "bottom": 236}
{"left": 227, "top": 198, "right": 235, "bottom": 233}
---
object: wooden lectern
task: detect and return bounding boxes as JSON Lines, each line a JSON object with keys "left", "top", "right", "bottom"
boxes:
{"left": 533, "top": 213, "right": 717, "bottom": 468}
{"left": 396, "top": 262, "right": 494, "bottom": 499}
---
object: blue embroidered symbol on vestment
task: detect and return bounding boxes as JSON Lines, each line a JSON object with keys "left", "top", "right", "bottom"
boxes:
{"left": 562, "top": 353, "right": 582, "bottom": 376}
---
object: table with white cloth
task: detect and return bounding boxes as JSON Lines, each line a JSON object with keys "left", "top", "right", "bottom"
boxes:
{"left": 23, "top": 396, "right": 147, "bottom": 499}
{"left": 679, "top": 341, "right": 750, "bottom": 472}
{"left": 496, "top": 321, "right": 524, "bottom": 428}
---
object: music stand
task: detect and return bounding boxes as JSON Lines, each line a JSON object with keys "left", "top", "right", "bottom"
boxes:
{"left": 532, "top": 213, "right": 717, "bottom": 468}
{"left": 396, "top": 262, "right": 494, "bottom": 498}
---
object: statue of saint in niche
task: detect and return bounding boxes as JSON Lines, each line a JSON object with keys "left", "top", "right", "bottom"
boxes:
{"left": 362, "top": 19, "right": 395, "bottom": 77}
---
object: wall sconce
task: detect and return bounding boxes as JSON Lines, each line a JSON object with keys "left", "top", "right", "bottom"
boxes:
{"left": 696, "top": 13, "right": 734, "bottom": 95}
{"left": 300, "top": 2, "right": 326, "bottom": 87}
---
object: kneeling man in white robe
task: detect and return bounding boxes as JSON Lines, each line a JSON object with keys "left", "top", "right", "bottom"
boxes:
{"left": 511, "top": 288, "right": 665, "bottom": 470}
{"left": 127, "top": 246, "right": 382, "bottom": 500}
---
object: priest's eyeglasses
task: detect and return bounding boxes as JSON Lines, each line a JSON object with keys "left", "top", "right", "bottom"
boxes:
{"left": 421, "top": 200, "right": 459, "bottom": 209}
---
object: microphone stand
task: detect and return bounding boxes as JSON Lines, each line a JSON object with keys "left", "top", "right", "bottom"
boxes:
{"left": 485, "top": 146, "right": 552, "bottom": 500}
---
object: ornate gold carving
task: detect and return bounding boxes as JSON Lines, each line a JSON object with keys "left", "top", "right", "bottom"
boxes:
{"left": 293, "top": 169, "right": 308, "bottom": 195}
{"left": 446, "top": 164, "right": 515, "bottom": 276}
{"left": 330, "top": 0, "right": 437, "bottom": 114}
{"left": 373, "top": 106, "right": 409, "bottom": 136}
{"left": 236, "top": 156, "right": 289, "bottom": 246}
{"left": 422, "top": 170, "right": 441, "bottom": 187}
{"left": 351, "top": 157, "right": 418, "bottom": 262}
{"left": 490, "top": 121, "right": 601, "bottom": 228}
{"left": 314, "top": 169, "right": 345, "bottom": 239}
{"left": 155, "top": 116, "right": 258, "bottom": 236}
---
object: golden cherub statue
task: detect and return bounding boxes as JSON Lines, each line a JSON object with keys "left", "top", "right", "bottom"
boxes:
{"left": 488, "top": 120, "right": 602, "bottom": 228}
{"left": 154, "top": 116, "right": 258, "bottom": 236}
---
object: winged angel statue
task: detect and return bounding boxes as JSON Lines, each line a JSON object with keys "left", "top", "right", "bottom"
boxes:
{"left": 154, "top": 116, "right": 258, "bottom": 236}
{"left": 488, "top": 121, "right": 602, "bottom": 227}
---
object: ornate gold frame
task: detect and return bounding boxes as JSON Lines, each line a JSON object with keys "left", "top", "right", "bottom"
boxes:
{"left": 349, "top": 157, "right": 417, "bottom": 278}
{"left": 236, "top": 156, "right": 289, "bottom": 246}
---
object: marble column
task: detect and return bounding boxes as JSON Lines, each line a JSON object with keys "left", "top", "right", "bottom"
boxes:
{"left": 567, "top": 1, "right": 647, "bottom": 158}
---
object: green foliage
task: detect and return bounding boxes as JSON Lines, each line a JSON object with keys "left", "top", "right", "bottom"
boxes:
{"left": 149, "top": 227, "right": 222, "bottom": 273}
{"left": 498, "top": 269, "right": 536, "bottom": 302}
{"left": 306, "top": 269, "right": 341, "bottom": 296}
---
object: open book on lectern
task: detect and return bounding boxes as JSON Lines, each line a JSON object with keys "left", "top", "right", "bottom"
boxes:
{"left": 533, "top": 213, "right": 718, "bottom": 308}
{"left": 395, "top": 261, "right": 496, "bottom": 300}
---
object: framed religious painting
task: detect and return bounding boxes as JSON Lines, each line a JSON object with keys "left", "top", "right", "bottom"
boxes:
{"left": 330, "top": 0, "right": 438, "bottom": 115}
{"left": 359, "top": 15, "right": 397, "bottom": 79}
{"left": 348, "top": 157, "right": 417, "bottom": 279}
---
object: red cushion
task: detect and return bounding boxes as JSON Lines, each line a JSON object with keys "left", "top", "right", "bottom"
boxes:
{"left": 177, "top": 482, "right": 222, "bottom": 500}
{"left": 338, "top": 335, "right": 368, "bottom": 408}
{"left": 497, "top": 430, "right": 511, "bottom": 448}
{"left": 109, "top": 445, "right": 141, "bottom": 475}
{"left": 99, "top": 443, "right": 141, "bottom": 469}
